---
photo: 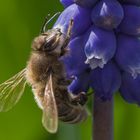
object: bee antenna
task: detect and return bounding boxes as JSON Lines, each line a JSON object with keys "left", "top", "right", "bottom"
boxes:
{"left": 41, "top": 12, "right": 61, "bottom": 33}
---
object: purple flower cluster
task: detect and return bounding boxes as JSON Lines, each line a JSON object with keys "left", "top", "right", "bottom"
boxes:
{"left": 54, "top": 0, "right": 140, "bottom": 104}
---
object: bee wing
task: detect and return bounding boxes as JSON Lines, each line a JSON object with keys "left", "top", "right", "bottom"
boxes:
{"left": 42, "top": 74, "right": 58, "bottom": 133}
{"left": 0, "top": 69, "right": 27, "bottom": 112}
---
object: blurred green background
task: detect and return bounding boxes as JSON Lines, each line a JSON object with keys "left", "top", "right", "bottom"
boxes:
{"left": 0, "top": 0, "right": 140, "bottom": 140}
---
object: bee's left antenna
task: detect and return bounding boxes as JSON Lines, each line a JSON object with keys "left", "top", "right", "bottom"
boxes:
{"left": 41, "top": 12, "right": 61, "bottom": 33}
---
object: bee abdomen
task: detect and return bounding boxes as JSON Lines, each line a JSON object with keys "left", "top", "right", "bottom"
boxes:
{"left": 58, "top": 103, "right": 88, "bottom": 124}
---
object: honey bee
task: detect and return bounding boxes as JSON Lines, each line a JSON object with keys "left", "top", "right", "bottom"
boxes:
{"left": 0, "top": 14, "right": 88, "bottom": 133}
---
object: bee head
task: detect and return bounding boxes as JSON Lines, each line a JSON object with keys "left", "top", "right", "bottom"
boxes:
{"left": 32, "top": 28, "right": 63, "bottom": 53}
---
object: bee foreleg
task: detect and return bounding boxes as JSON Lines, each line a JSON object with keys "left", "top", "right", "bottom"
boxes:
{"left": 66, "top": 19, "right": 74, "bottom": 38}
{"left": 69, "top": 92, "right": 88, "bottom": 106}
{"left": 60, "top": 19, "right": 74, "bottom": 56}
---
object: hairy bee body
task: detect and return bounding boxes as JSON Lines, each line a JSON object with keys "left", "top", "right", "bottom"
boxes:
{"left": 0, "top": 19, "right": 88, "bottom": 133}
{"left": 26, "top": 46, "right": 87, "bottom": 123}
{"left": 56, "top": 92, "right": 88, "bottom": 123}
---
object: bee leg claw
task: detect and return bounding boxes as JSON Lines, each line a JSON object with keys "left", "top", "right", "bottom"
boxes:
{"left": 70, "top": 92, "right": 87, "bottom": 106}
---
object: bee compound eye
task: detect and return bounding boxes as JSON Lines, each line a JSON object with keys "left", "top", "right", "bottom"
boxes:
{"left": 42, "top": 42, "right": 52, "bottom": 51}
{"left": 42, "top": 40, "right": 57, "bottom": 52}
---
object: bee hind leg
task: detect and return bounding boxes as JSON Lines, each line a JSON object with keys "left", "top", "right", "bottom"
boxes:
{"left": 69, "top": 92, "right": 88, "bottom": 106}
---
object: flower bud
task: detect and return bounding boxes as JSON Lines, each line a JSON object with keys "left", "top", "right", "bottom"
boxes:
{"left": 62, "top": 36, "right": 89, "bottom": 77}
{"left": 60, "top": 0, "right": 73, "bottom": 8}
{"left": 68, "top": 69, "right": 90, "bottom": 94}
{"left": 118, "top": 5, "right": 140, "bottom": 36}
{"left": 119, "top": 0, "right": 140, "bottom": 6}
{"left": 90, "top": 61, "right": 121, "bottom": 100}
{"left": 54, "top": 4, "right": 92, "bottom": 37}
{"left": 115, "top": 34, "right": 140, "bottom": 78}
{"left": 74, "top": 0, "right": 98, "bottom": 8}
{"left": 120, "top": 72, "right": 140, "bottom": 105}
{"left": 91, "top": 0, "right": 124, "bottom": 30}
{"left": 84, "top": 26, "right": 116, "bottom": 69}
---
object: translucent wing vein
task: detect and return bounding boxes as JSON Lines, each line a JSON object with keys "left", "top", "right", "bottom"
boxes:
{"left": 42, "top": 74, "right": 58, "bottom": 133}
{"left": 0, "top": 69, "right": 27, "bottom": 112}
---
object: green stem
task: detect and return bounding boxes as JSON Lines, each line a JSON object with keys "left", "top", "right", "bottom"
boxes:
{"left": 93, "top": 94, "right": 114, "bottom": 140}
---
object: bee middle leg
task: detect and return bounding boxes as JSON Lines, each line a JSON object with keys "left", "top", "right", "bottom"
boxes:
{"left": 58, "top": 78, "right": 72, "bottom": 86}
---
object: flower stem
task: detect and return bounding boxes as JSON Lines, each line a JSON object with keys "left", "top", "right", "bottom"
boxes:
{"left": 93, "top": 94, "right": 114, "bottom": 140}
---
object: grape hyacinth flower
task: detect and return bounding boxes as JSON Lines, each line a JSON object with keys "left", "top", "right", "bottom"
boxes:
{"left": 62, "top": 36, "right": 89, "bottom": 77}
{"left": 74, "top": 0, "right": 98, "bottom": 8}
{"left": 120, "top": 72, "right": 140, "bottom": 105}
{"left": 115, "top": 34, "right": 140, "bottom": 78}
{"left": 54, "top": 4, "right": 92, "bottom": 38}
{"left": 84, "top": 26, "right": 116, "bottom": 69}
{"left": 60, "top": 0, "right": 73, "bottom": 7}
{"left": 68, "top": 69, "right": 91, "bottom": 94}
{"left": 90, "top": 61, "right": 121, "bottom": 101}
{"left": 91, "top": 0, "right": 124, "bottom": 30}
{"left": 58, "top": 0, "right": 140, "bottom": 106}
{"left": 118, "top": 0, "right": 140, "bottom": 6}
{"left": 119, "top": 5, "right": 140, "bottom": 36}
{"left": 56, "top": 0, "right": 140, "bottom": 139}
